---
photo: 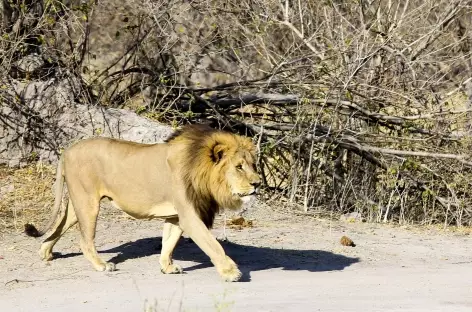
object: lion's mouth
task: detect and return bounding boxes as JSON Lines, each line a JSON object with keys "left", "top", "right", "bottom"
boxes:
{"left": 236, "top": 189, "right": 256, "bottom": 203}
{"left": 237, "top": 189, "right": 257, "bottom": 197}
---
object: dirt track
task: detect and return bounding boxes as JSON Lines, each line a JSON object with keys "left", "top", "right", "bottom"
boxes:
{"left": 1, "top": 202, "right": 471, "bottom": 312}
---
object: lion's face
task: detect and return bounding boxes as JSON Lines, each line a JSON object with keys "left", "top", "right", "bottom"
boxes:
{"left": 224, "top": 149, "right": 261, "bottom": 203}
{"left": 176, "top": 126, "right": 262, "bottom": 214}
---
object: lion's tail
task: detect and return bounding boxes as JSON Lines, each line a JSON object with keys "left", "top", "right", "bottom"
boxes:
{"left": 25, "top": 155, "right": 65, "bottom": 238}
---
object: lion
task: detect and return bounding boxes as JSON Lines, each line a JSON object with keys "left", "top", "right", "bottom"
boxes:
{"left": 24, "top": 124, "right": 261, "bottom": 282}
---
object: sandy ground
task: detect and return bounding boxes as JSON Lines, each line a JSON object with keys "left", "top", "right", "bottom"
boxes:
{"left": 0, "top": 201, "right": 471, "bottom": 312}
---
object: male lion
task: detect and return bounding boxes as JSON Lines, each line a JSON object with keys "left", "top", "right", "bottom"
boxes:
{"left": 25, "top": 124, "right": 261, "bottom": 282}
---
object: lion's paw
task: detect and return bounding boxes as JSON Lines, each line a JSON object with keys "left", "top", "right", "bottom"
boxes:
{"left": 104, "top": 262, "right": 116, "bottom": 272}
{"left": 221, "top": 267, "right": 242, "bottom": 282}
{"left": 218, "top": 257, "right": 242, "bottom": 282}
{"left": 96, "top": 262, "right": 116, "bottom": 272}
{"left": 39, "top": 249, "right": 54, "bottom": 261}
{"left": 160, "top": 264, "right": 183, "bottom": 274}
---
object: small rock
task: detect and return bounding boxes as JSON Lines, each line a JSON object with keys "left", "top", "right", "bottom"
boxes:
{"left": 0, "top": 184, "right": 15, "bottom": 199}
{"left": 16, "top": 53, "right": 45, "bottom": 73}
{"left": 340, "top": 235, "right": 356, "bottom": 247}
{"left": 0, "top": 184, "right": 14, "bottom": 194}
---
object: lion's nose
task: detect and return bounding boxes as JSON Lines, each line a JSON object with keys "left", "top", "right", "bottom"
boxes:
{"left": 251, "top": 181, "right": 261, "bottom": 189}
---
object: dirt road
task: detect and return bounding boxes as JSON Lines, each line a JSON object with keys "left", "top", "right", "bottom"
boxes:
{"left": 1, "top": 203, "right": 471, "bottom": 311}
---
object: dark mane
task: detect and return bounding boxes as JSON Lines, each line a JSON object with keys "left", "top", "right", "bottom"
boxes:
{"left": 165, "top": 124, "right": 237, "bottom": 228}
{"left": 164, "top": 124, "right": 217, "bottom": 143}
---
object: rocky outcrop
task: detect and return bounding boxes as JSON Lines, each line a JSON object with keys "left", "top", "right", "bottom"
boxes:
{"left": 0, "top": 76, "right": 173, "bottom": 167}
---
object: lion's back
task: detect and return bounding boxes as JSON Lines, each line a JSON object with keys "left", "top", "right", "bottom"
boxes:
{"left": 63, "top": 137, "right": 163, "bottom": 176}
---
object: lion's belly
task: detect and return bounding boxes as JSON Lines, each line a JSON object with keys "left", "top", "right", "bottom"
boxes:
{"left": 110, "top": 200, "right": 178, "bottom": 219}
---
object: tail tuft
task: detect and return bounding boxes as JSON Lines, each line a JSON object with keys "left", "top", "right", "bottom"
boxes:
{"left": 24, "top": 223, "right": 42, "bottom": 237}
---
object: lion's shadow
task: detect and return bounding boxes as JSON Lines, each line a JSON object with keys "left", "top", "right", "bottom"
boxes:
{"left": 57, "top": 237, "right": 359, "bottom": 282}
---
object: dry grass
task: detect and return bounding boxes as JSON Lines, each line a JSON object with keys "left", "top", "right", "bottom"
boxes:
{"left": 0, "top": 163, "right": 56, "bottom": 234}
{"left": 1, "top": 161, "right": 471, "bottom": 236}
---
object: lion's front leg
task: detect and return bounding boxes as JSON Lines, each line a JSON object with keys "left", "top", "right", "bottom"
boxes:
{"left": 159, "top": 217, "right": 183, "bottom": 274}
{"left": 180, "top": 215, "right": 241, "bottom": 282}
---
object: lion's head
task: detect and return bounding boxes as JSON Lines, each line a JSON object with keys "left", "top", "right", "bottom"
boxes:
{"left": 166, "top": 124, "right": 261, "bottom": 227}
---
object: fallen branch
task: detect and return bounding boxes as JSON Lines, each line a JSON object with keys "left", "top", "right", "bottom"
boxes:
{"left": 361, "top": 146, "right": 472, "bottom": 167}
{"left": 184, "top": 92, "right": 472, "bottom": 130}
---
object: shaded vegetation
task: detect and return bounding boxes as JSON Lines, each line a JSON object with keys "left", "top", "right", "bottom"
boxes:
{"left": 1, "top": 0, "right": 472, "bottom": 226}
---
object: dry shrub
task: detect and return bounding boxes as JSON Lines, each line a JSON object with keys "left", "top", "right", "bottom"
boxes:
{"left": 0, "top": 163, "right": 55, "bottom": 233}
{"left": 2, "top": 0, "right": 472, "bottom": 228}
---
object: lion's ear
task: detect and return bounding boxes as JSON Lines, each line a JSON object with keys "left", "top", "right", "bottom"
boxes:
{"left": 212, "top": 144, "right": 227, "bottom": 163}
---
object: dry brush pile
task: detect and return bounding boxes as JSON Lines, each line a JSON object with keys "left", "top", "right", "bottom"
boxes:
{"left": 1, "top": 0, "right": 472, "bottom": 226}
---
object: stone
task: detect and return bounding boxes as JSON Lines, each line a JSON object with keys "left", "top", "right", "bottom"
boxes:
{"left": 0, "top": 77, "right": 173, "bottom": 167}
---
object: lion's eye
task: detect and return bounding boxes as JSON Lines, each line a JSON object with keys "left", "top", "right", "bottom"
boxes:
{"left": 236, "top": 164, "right": 243, "bottom": 170}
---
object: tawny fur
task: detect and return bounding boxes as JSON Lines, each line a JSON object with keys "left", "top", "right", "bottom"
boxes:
{"left": 24, "top": 124, "right": 260, "bottom": 282}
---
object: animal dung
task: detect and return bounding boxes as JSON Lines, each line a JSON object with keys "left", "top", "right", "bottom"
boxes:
{"left": 229, "top": 216, "right": 245, "bottom": 225}
{"left": 340, "top": 235, "right": 356, "bottom": 247}
{"left": 227, "top": 216, "right": 253, "bottom": 229}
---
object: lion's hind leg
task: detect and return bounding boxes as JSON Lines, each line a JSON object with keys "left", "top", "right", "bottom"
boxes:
{"left": 39, "top": 199, "right": 78, "bottom": 261}
{"left": 70, "top": 190, "right": 115, "bottom": 272}
{"left": 159, "top": 217, "right": 183, "bottom": 274}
